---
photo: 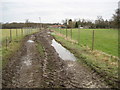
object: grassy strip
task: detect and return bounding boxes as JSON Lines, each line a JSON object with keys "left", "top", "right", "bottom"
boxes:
{"left": 2, "top": 36, "right": 25, "bottom": 68}
{"left": 52, "top": 33, "right": 118, "bottom": 88}
{"left": 37, "top": 42, "right": 45, "bottom": 57}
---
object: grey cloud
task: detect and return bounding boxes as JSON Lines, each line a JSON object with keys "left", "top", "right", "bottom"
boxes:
{"left": 1, "top": 0, "right": 119, "bottom": 23}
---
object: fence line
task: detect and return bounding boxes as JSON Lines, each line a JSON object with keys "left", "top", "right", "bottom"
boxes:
{"left": 54, "top": 28, "right": 96, "bottom": 50}
{"left": 3, "top": 28, "right": 39, "bottom": 50}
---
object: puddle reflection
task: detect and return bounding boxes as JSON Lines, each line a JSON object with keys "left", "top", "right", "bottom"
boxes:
{"left": 51, "top": 39, "right": 76, "bottom": 61}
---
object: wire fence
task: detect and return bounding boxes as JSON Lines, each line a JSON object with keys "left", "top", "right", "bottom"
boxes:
{"left": 2, "top": 27, "right": 39, "bottom": 49}
{"left": 53, "top": 28, "right": 118, "bottom": 57}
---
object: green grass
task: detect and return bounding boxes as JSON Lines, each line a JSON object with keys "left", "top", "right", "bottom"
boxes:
{"left": 37, "top": 42, "right": 45, "bottom": 57}
{"left": 2, "top": 40, "right": 22, "bottom": 68}
{"left": 53, "top": 28, "right": 118, "bottom": 57}
{"left": 52, "top": 33, "right": 118, "bottom": 88}
{"left": 1, "top": 28, "right": 38, "bottom": 43}
{"left": 1, "top": 28, "right": 39, "bottom": 68}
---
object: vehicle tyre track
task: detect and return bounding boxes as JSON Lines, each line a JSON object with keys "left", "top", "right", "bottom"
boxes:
{"left": 2, "top": 29, "right": 110, "bottom": 88}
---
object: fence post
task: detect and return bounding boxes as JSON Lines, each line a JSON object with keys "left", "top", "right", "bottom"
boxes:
{"left": 66, "top": 28, "right": 67, "bottom": 38}
{"left": 27, "top": 27, "right": 29, "bottom": 34}
{"left": 31, "top": 28, "right": 32, "bottom": 33}
{"left": 32, "top": 28, "right": 33, "bottom": 33}
{"left": 25, "top": 28, "right": 28, "bottom": 35}
{"left": 71, "top": 28, "right": 72, "bottom": 39}
{"left": 10, "top": 29, "right": 12, "bottom": 42}
{"left": 6, "top": 37, "right": 8, "bottom": 50}
{"left": 16, "top": 29, "right": 18, "bottom": 37}
{"left": 21, "top": 28, "right": 23, "bottom": 36}
{"left": 29, "top": 28, "right": 30, "bottom": 34}
{"left": 25, "top": 28, "right": 26, "bottom": 35}
{"left": 59, "top": 27, "right": 60, "bottom": 33}
{"left": 24, "top": 28, "right": 26, "bottom": 35}
{"left": 28, "top": 28, "right": 29, "bottom": 34}
{"left": 92, "top": 30, "right": 95, "bottom": 50}
{"left": 78, "top": 28, "right": 80, "bottom": 45}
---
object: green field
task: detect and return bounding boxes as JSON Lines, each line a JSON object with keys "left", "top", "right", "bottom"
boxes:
{"left": 53, "top": 28, "right": 118, "bottom": 57}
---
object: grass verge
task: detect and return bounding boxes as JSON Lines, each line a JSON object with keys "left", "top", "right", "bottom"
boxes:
{"left": 2, "top": 36, "right": 25, "bottom": 68}
{"left": 52, "top": 33, "right": 118, "bottom": 88}
{"left": 37, "top": 42, "right": 45, "bottom": 57}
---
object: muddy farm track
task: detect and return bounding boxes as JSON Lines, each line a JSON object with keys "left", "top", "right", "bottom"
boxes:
{"left": 2, "top": 29, "right": 110, "bottom": 88}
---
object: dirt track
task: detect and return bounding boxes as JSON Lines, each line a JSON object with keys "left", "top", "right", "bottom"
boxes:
{"left": 2, "top": 29, "right": 109, "bottom": 88}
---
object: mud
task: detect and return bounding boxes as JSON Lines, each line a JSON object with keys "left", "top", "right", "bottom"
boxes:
{"left": 2, "top": 29, "right": 110, "bottom": 88}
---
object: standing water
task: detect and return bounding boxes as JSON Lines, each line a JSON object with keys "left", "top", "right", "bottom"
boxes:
{"left": 51, "top": 39, "right": 76, "bottom": 61}
{"left": 27, "top": 40, "right": 34, "bottom": 43}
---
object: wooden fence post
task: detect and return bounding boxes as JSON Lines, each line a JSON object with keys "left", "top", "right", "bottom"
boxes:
{"left": 59, "top": 27, "right": 60, "bottom": 33}
{"left": 28, "top": 28, "right": 30, "bottom": 34}
{"left": 16, "top": 29, "right": 18, "bottom": 37}
{"left": 25, "top": 28, "right": 26, "bottom": 35}
{"left": 78, "top": 28, "right": 80, "bottom": 45}
{"left": 26, "top": 28, "right": 27, "bottom": 34}
{"left": 21, "top": 28, "right": 23, "bottom": 36}
{"left": 27, "top": 28, "right": 28, "bottom": 34}
{"left": 21, "top": 28, "right": 22, "bottom": 36}
{"left": 30, "top": 28, "right": 31, "bottom": 34}
{"left": 66, "top": 28, "right": 67, "bottom": 38}
{"left": 6, "top": 37, "right": 8, "bottom": 50}
{"left": 32, "top": 28, "right": 33, "bottom": 33}
{"left": 92, "top": 30, "right": 95, "bottom": 50}
{"left": 10, "top": 29, "right": 12, "bottom": 42}
{"left": 31, "top": 28, "right": 32, "bottom": 33}
{"left": 29, "top": 28, "right": 30, "bottom": 34}
{"left": 71, "top": 28, "right": 72, "bottom": 39}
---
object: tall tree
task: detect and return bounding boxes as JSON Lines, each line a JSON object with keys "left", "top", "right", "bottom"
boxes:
{"left": 75, "top": 22, "right": 78, "bottom": 28}
{"left": 112, "top": 9, "right": 120, "bottom": 28}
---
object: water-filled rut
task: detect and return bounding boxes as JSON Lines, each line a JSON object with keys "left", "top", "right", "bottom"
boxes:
{"left": 51, "top": 39, "right": 76, "bottom": 61}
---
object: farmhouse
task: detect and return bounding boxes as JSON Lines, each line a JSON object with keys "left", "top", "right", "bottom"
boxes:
{"left": 50, "top": 25, "right": 66, "bottom": 28}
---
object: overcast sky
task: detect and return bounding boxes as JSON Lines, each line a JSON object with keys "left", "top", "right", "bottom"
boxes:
{"left": 0, "top": 0, "right": 120, "bottom": 23}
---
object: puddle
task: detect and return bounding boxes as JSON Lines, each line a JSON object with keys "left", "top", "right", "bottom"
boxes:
{"left": 47, "top": 32, "right": 51, "bottom": 34}
{"left": 51, "top": 39, "right": 76, "bottom": 61}
{"left": 68, "top": 63, "right": 74, "bottom": 67}
{"left": 27, "top": 40, "right": 34, "bottom": 43}
{"left": 23, "top": 60, "right": 31, "bottom": 66}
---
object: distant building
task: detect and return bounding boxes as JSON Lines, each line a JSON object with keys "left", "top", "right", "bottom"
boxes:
{"left": 50, "top": 25, "right": 66, "bottom": 28}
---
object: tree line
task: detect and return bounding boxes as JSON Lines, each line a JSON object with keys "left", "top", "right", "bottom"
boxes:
{"left": 63, "top": 9, "right": 120, "bottom": 29}
{"left": 1, "top": 22, "right": 53, "bottom": 29}
{"left": 1, "top": 8, "right": 120, "bottom": 29}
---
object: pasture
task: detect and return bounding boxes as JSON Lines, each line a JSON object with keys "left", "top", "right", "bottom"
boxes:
{"left": 2, "top": 28, "right": 38, "bottom": 43}
{"left": 53, "top": 28, "right": 118, "bottom": 57}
